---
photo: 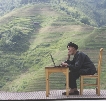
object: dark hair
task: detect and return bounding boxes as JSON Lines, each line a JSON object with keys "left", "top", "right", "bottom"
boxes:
{"left": 67, "top": 42, "right": 78, "bottom": 50}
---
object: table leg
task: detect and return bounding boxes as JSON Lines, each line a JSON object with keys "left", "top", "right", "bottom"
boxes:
{"left": 66, "top": 69, "right": 69, "bottom": 96}
{"left": 46, "top": 69, "right": 49, "bottom": 97}
{"left": 48, "top": 73, "right": 50, "bottom": 95}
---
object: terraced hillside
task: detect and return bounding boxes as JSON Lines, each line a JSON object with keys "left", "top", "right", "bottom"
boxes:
{"left": 0, "top": 3, "right": 106, "bottom": 92}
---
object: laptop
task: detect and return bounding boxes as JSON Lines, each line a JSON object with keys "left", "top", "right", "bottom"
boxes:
{"left": 49, "top": 53, "right": 61, "bottom": 67}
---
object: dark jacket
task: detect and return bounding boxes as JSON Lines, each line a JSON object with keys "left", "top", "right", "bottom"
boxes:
{"left": 65, "top": 51, "right": 96, "bottom": 75}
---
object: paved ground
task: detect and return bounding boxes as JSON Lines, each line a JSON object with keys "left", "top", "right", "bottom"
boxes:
{"left": 0, "top": 89, "right": 106, "bottom": 100}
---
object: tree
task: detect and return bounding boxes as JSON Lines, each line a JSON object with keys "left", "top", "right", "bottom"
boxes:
{"left": 80, "top": 17, "right": 90, "bottom": 25}
{"left": 20, "top": 0, "right": 28, "bottom": 4}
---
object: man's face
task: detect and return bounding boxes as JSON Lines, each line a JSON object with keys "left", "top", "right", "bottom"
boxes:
{"left": 67, "top": 46, "right": 75, "bottom": 55}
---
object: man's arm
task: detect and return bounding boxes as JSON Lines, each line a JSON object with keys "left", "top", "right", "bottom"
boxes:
{"left": 64, "top": 59, "right": 74, "bottom": 64}
{"left": 67, "top": 53, "right": 70, "bottom": 60}
{"left": 61, "top": 51, "right": 74, "bottom": 66}
{"left": 64, "top": 51, "right": 74, "bottom": 64}
{"left": 68, "top": 53, "right": 86, "bottom": 71}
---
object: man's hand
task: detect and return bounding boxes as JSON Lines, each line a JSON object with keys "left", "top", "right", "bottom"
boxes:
{"left": 68, "top": 51, "right": 72, "bottom": 57}
{"left": 61, "top": 62, "right": 69, "bottom": 67}
{"left": 67, "top": 51, "right": 71, "bottom": 60}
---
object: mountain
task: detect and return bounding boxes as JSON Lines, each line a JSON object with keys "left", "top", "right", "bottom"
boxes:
{"left": 1, "top": 0, "right": 106, "bottom": 27}
{"left": 0, "top": 0, "right": 21, "bottom": 16}
{"left": 68, "top": 0, "right": 106, "bottom": 27}
{"left": 0, "top": 2, "right": 106, "bottom": 92}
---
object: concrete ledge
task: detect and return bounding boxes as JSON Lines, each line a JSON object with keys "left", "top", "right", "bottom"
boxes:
{"left": 0, "top": 89, "right": 106, "bottom": 100}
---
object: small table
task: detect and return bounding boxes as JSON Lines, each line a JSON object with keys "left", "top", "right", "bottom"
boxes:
{"left": 45, "top": 67, "right": 69, "bottom": 97}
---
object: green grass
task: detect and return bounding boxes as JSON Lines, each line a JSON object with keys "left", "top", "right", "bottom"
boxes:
{"left": 0, "top": 3, "right": 106, "bottom": 92}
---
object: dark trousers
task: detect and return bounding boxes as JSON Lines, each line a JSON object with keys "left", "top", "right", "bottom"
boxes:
{"left": 65, "top": 60, "right": 80, "bottom": 89}
{"left": 69, "top": 69, "right": 95, "bottom": 89}
{"left": 69, "top": 71, "right": 80, "bottom": 89}
{"left": 65, "top": 60, "right": 95, "bottom": 89}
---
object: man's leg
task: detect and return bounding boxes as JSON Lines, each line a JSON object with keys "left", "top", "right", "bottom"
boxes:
{"left": 69, "top": 71, "right": 80, "bottom": 93}
{"left": 62, "top": 71, "right": 80, "bottom": 95}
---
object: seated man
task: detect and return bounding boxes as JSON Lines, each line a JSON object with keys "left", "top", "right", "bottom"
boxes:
{"left": 61, "top": 42, "right": 96, "bottom": 95}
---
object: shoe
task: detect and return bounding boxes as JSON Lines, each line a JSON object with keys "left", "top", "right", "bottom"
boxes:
{"left": 62, "top": 92, "right": 75, "bottom": 95}
{"left": 62, "top": 91, "right": 79, "bottom": 95}
{"left": 74, "top": 91, "right": 79, "bottom": 95}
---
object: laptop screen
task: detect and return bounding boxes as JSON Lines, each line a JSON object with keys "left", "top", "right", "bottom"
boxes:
{"left": 49, "top": 53, "right": 56, "bottom": 67}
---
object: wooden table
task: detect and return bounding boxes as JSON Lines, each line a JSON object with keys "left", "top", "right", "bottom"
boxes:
{"left": 45, "top": 67, "right": 69, "bottom": 97}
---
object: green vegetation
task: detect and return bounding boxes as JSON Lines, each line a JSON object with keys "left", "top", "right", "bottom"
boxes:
{"left": 0, "top": 1, "right": 106, "bottom": 92}
{"left": 1, "top": 0, "right": 106, "bottom": 27}
{"left": 0, "top": 0, "right": 21, "bottom": 16}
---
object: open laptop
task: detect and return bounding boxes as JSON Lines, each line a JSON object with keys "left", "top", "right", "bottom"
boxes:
{"left": 49, "top": 53, "right": 61, "bottom": 67}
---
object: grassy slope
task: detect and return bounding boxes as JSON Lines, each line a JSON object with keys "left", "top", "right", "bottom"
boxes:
{"left": 70, "top": 0, "right": 106, "bottom": 27}
{"left": 0, "top": 3, "right": 106, "bottom": 92}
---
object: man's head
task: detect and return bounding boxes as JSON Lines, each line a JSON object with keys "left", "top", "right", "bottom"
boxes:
{"left": 67, "top": 42, "right": 78, "bottom": 55}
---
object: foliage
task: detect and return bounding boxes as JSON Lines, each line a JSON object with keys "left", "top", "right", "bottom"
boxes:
{"left": 0, "top": 0, "right": 21, "bottom": 16}
{"left": 0, "top": 17, "right": 34, "bottom": 52}
{"left": 0, "top": 1, "right": 106, "bottom": 92}
{"left": 1, "top": 0, "right": 106, "bottom": 27}
{"left": 80, "top": 17, "right": 90, "bottom": 25}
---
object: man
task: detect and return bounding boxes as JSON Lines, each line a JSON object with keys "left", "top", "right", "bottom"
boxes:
{"left": 61, "top": 42, "right": 96, "bottom": 95}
